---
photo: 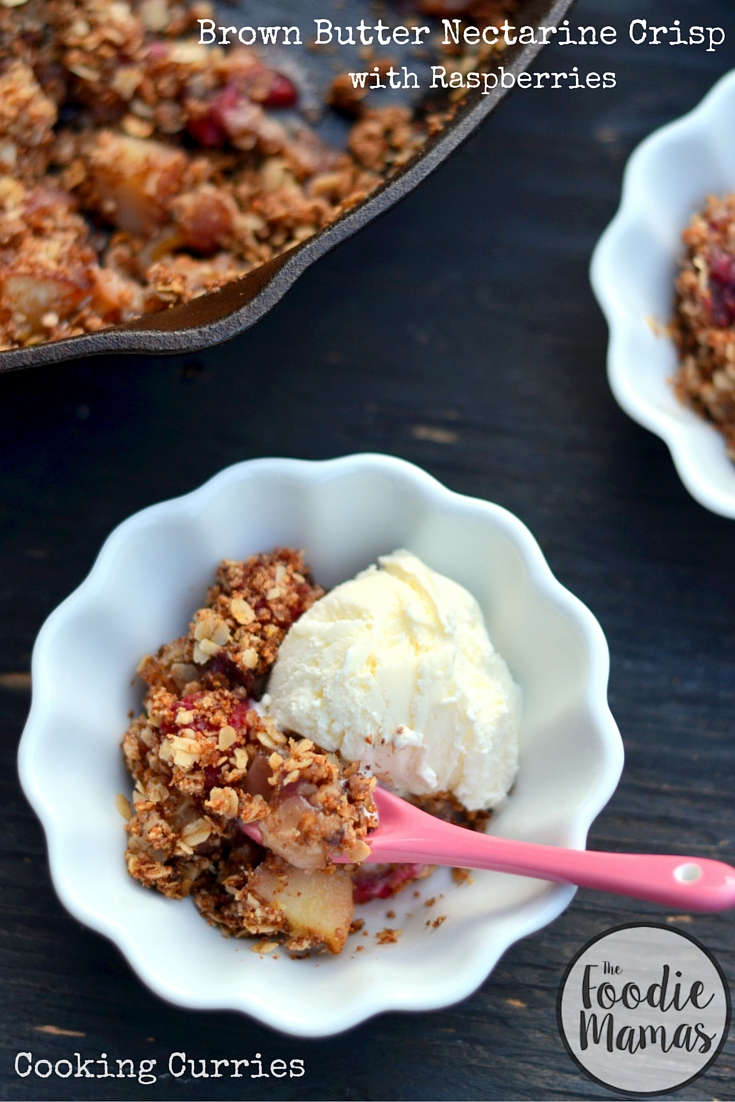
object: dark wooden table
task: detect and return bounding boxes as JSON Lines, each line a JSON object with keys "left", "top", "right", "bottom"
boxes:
{"left": 2, "top": 0, "right": 734, "bottom": 1098}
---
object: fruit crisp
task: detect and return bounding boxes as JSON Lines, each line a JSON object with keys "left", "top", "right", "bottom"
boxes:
{"left": 122, "top": 547, "right": 489, "bottom": 954}
{"left": 0, "top": 0, "right": 515, "bottom": 351}
{"left": 123, "top": 548, "right": 379, "bottom": 954}
{"left": 673, "top": 194, "right": 735, "bottom": 459}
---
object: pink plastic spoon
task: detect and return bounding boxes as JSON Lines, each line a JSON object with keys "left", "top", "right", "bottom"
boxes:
{"left": 244, "top": 787, "right": 735, "bottom": 912}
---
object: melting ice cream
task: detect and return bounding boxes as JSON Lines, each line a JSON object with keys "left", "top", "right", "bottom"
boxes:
{"left": 266, "top": 550, "right": 520, "bottom": 811}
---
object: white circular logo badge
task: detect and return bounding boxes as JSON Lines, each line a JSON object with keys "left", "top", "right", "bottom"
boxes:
{"left": 557, "top": 924, "right": 731, "bottom": 1096}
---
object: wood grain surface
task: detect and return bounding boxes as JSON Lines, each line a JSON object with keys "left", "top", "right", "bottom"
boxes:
{"left": 1, "top": 0, "right": 734, "bottom": 1098}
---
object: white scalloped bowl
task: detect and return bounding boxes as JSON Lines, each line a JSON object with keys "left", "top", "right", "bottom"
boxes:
{"left": 18, "top": 454, "right": 622, "bottom": 1036}
{"left": 591, "top": 68, "right": 735, "bottom": 519}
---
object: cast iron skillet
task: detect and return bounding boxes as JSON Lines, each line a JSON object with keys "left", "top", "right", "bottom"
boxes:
{"left": 1, "top": 0, "right": 574, "bottom": 372}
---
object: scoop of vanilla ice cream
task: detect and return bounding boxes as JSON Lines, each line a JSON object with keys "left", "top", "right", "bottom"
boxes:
{"left": 266, "top": 549, "right": 520, "bottom": 810}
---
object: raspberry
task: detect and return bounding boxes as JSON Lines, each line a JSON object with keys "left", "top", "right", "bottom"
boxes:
{"left": 261, "top": 73, "right": 297, "bottom": 109}
{"left": 708, "top": 248, "right": 735, "bottom": 327}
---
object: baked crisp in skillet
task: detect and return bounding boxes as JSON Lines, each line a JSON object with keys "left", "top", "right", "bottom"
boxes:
{"left": 0, "top": 0, "right": 428, "bottom": 349}
{"left": 0, "top": 0, "right": 520, "bottom": 351}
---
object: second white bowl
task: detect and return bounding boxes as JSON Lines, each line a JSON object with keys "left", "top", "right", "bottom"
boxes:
{"left": 592, "top": 68, "right": 735, "bottom": 519}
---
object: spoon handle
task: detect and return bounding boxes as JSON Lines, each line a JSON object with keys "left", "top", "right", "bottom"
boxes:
{"left": 364, "top": 790, "right": 735, "bottom": 913}
{"left": 373, "top": 832, "right": 735, "bottom": 911}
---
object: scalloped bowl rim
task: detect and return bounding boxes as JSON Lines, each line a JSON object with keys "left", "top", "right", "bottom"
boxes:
{"left": 18, "top": 453, "right": 623, "bottom": 1036}
{"left": 591, "top": 68, "right": 735, "bottom": 519}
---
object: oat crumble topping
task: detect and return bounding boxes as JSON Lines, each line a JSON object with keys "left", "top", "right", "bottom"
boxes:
{"left": 123, "top": 548, "right": 376, "bottom": 954}
{"left": 673, "top": 194, "right": 735, "bottom": 459}
{"left": 121, "top": 546, "right": 492, "bottom": 953}
{"left": 138, "top": 548, "right": 324, "bottom": 697}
